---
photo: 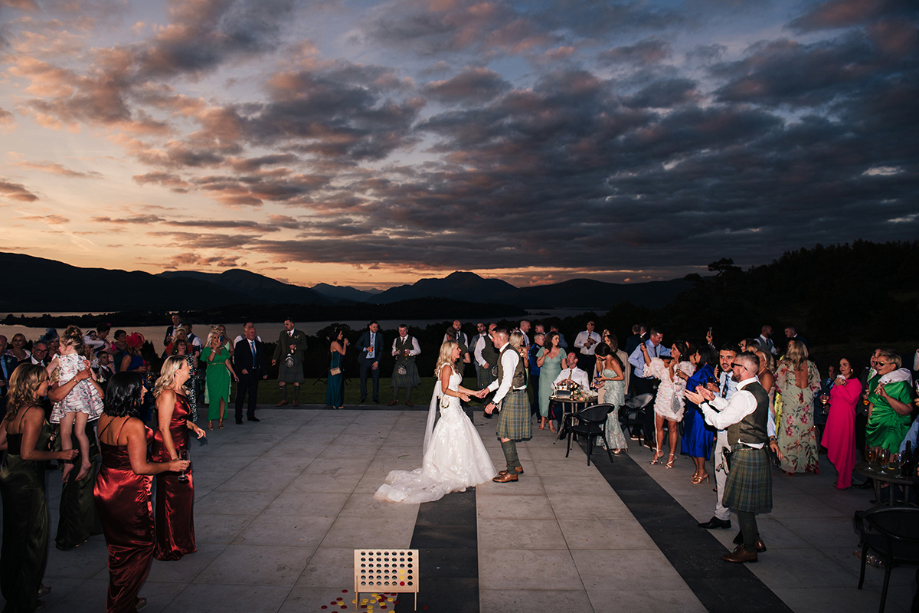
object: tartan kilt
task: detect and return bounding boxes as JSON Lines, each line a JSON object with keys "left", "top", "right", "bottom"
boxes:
{"left": 391, "top": 362, "right": 421, "bottom": 389}
{"left": 722, "top": 445, "right": 773, "bottom": 514}
{"left": 496, "top": 390, "right": 532, "bottom": 441}
{"left": 278, "top": 355, "right": 305, "bottom": 383}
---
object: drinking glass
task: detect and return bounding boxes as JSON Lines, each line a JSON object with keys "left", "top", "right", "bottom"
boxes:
{"left": 867, "top": 446, "right": 877, "bottom": 469}
{"left": 177, "top": 449, "right": 189, "bottom": 483}
{"left": 887, "top": 453, "right": 900, "bottom": 474}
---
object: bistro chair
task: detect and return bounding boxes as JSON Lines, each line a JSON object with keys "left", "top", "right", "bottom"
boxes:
{"left": 621, "top": 393, "right": 654, "bottom": 448}
{"left": 564, "top": 404, "right": 615, "bottom": 466}
{"left": 853, "top": 507, "right": 919, "bottom": 613}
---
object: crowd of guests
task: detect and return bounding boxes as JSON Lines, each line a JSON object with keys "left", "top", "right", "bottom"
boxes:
{"left": 0, "top": 314, "right": 917, "bottom": 610}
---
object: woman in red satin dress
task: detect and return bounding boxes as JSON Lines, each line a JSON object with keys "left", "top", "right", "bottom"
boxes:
{"left": 151, "top": 356, "right": 206, "bottom": 560}
{"left": 94, "top": 372, "right": 189, "bottom": 613}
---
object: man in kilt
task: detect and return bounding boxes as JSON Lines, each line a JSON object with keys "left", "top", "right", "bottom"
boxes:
{"left": 483, "top": 329, "right": 531, "bottom": 483}
{"left": 273, "top": 318, "right": 308, "bottom": 406}
{"left": 686, "top": 351, "right": 774, "bottom": 563}
{"left": 388, "top": 325, "right": 421, "bottom": 406}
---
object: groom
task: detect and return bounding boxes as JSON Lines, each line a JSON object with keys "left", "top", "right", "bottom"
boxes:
{"left": 482, "top": 329, "right": 531, "bottom": 482}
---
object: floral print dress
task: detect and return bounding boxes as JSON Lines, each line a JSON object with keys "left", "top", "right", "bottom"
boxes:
{"left": 776, "top": 360, "right": 822, "bottom": 473}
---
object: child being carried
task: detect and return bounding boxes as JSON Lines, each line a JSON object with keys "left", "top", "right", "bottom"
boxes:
{"left": 47, "top": 325, "right": 104, "bottom": 481}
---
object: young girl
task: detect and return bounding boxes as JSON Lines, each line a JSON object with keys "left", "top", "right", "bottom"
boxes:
{"left": 47, "top": 326, "right": 104, "bottom": 481}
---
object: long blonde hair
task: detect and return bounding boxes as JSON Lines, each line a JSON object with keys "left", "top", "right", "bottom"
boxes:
{"left": 435, "top": 341, "right": 458, "bottom": 377}
{"left": 4, "top": 363, "right": 47, "bottom": 422}
{"left": 153, "top": 355, "right": 187, "bottom": 398}
{"left": 783, "top": 340, "right": 809, "bottom": 370}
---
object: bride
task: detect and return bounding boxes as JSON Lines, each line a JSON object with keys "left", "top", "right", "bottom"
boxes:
{"left": 375, "top": 341, "right": 497, "bottom": 503}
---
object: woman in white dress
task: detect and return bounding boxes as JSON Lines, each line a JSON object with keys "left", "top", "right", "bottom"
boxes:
{"left": 642, "top": 340, "right": 693, "bottom": 468}
{"left": 375, "top": 342, "right": 497, "bottom": 504}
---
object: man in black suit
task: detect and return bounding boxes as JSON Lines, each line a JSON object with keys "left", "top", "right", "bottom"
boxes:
{"left": 234, "top": 325, "right": 268, "bottom": 423}
{"left": 358, "top": 321, "right": 384, "bottom": 404}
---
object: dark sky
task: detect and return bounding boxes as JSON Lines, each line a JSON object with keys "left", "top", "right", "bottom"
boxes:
{"left": 1, "top": 0, "right": 917, "bottom": 288}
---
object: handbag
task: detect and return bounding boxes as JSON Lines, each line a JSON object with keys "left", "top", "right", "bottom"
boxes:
{"left": 329, "top": 367, "right": 341, "bottom": 376}
{"left": 441, "top": 394, "right": 451, "bottom": 409}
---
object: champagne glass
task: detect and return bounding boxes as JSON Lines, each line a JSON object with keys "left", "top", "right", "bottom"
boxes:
{"left": 177, "top": 449, "right": 189, "bottom": 483}
{"left": 878, "top": 448, "right": 889, "bottom": 471}
{"left": 867, "top": 447, "right": 877, "bottom": 470}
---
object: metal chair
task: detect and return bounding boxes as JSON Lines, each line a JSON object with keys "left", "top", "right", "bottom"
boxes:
{"left": 620, "top": 393, "right": 654, "bottom": 448}
{"left": 853, "top": 507, "right": 919, "bottom": 613}
{"left": 564, "top": 404, "right": 615, "bottom": 466}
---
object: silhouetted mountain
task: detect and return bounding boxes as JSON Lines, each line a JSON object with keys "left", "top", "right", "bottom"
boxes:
{"left": 160, "top": 270, "right": 330, "bottom": 305}
{"left": 311, "top": 283, "right": 379, "bottom": 302}
{"left": 368, "top": 271, "right": 691, "bottom": 309}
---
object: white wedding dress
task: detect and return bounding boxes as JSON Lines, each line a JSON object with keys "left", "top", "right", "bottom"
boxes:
{"left": 375, "top": 368, "right": 497, "bottom": 503}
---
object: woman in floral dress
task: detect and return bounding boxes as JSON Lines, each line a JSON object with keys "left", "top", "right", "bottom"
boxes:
{"left": 776, "top": 340, "right": 822, "bottom": 474}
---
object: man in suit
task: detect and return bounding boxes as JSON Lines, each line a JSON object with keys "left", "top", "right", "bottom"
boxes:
{"left": 358, "top": 321, "right": 384, "bottom": 404}
{"left": 235, "top": 325, "right": 268, "bottom": 424}
{"left": 272, "top": 318, "right": 309, "bottom": 406}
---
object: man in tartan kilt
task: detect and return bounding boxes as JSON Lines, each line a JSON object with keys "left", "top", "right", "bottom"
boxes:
{"left": 482, "top": 330, "right": 531, "bottom": 483}
{"left": 686, "top": 351, "right": 774, "bottom": 563}
{"left": 388, "top": 325, "right": 421, "bottom": 406}
{"left": 272, "top": 318, "right": 308, "bottom": 406}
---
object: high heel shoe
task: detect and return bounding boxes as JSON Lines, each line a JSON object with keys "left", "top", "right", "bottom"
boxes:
{"left": 650, "top": 449, "right": 663, "bottom": 465}
{"left": 207, "top": 421, "right": 214, "bottom": 431}
{"left": 218, "top": 420, "right": 224, "bottom": 429}
{"left": 691, "top": 473, "right": 710, "bottom": 484}
{"left": 665, "top": 454, "right": 675, "bottom": 469}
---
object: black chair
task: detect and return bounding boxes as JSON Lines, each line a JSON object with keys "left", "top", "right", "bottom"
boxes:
{"left": 620, "top": 393, "right": 654, "bottom": 448}
{"left": 853, "top": 507, "right": 919, "bottom": 613}
{"left": 564, "top": 404, "right": 615, "bottom": 466}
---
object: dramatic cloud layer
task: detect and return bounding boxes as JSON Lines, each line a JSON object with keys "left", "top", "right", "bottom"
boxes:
{"left": 0, "top": 0, "right": 917, "bottom": 288}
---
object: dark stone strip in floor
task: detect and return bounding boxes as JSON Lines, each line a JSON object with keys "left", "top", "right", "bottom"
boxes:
{"left": 396, "top": 489, "right": 479, "bottom": 613}
{"left": 579, "top": 441, "right": 794, "bottom": 613}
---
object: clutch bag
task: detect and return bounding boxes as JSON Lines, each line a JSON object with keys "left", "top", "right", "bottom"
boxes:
{"left": 329, "top": 367, "right": 341, "bottom": 376}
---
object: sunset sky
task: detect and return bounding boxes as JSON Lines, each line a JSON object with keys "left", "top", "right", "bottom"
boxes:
{"left": 1, "top": 0, "right": 916, "bottom": 290}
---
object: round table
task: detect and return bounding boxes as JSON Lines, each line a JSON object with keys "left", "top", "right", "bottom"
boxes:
{"left": 549, "top": 392, "right": 598, "bottom": 442}
{"left": 854, "top": 462, "right": 916, "bottom": 506}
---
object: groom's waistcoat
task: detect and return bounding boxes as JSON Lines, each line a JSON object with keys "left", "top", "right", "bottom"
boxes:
{"left": 497, "top": 345, "right": 526, "bottom": 389}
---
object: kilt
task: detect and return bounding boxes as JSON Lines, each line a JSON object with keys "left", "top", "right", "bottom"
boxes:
{"left": 278, "top": 354, "right": 305, "bottom": 383}
{"left": 722, "top": 445, "right": 773, "bottom": 514}
{"left": 391, "top": 362, "right": 421, "bottom": 389}
{"left": 496, "top": 390, "right": 532, "bottom": 441}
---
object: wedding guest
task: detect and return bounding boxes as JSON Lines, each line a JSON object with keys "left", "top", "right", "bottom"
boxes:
{"left": 536, "top": 331, "right": 566, "bottom": 431}
{"left": 163, "top": 313, "right": 182, "bottom": 348}
{"left": 171, "top": 340, "right": 198, "bottom": 411}
{"left": 628, "top": 328, "right": 671, "bottom": 396}
{"left": 549, "top": 325, "right": 568, "bottom": 349}
{"left": 94, "top": 372, "right": 189, "bottom": 613}
{"left": 474, "top": 323, "right": 499, "bottom": 388}
{"left": 30, "top": 342, "right": 48, "bottom": 367}
{"left": 553, "top": 353, "right": 590, "bottom": 389}
{"left": 821, "top": 358, "right": 862, "bottom": 489}
{"left": 272, "top": 318, "right": 308, "bottom": 407}
{"left": 682, "top": 345, "right": 717, "bottom": 484}
{"left": 573, "top": 321, "right": 602, "bottom": 374}
{"left": 642, "top": 340, "right": 692, "bottom": 467}
{"left": 201, "top": 328, "right": 235, "bottom": 430}
{"left": 389, "top": 325, "right": 421, "bottom": 406}
{"left": 234, "top": 326, "right": 268, "bottom": 424}
{"left": 758, "top": 325, "right": 777, "bottom": 355}
{"left": 866, "top": 349, "right": 913, "bottom": 453}
{"left": 470, "top": 323, "right": 488, "bottom": 389}
{"left": 783, "top": 325, "right": 807, "bottom": 350}
{"left": 528, "top": 333, "right": 545, "bottom": 416}
{"left": 326, "top": 327, "right": 348, "bottom": 410}
{"left": 119, "top": 333, "right": 147, "bottom": 375}
{"left": 0, "top": 364, "right": 78, "bottom": 613}
{"left": 7, "top": 333, "right": 31, "bottom": 365}
{"left": 518, "top": 320, "right": 531, "bottom": 347}
{"left": 625, "top": 324, "right": 645, "bottom": 356}
{"left": 594, "top": 343, "right": 627, "bottom": 453}
{"left": 776, "top": 340, "right": 821, "bottom": 474}
{"left": 358, "top": 321, "right": 384, "bottom": 404}
{"left": 152, "top": 356, "right": 205, "bottom": 560}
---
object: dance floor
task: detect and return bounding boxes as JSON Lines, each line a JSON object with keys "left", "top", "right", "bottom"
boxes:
{"left": 15, "top": 407, "right": 918, "bottom": 612}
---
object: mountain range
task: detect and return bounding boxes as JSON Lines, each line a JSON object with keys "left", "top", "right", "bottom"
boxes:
{"left": 0, "top": 251, "right": 691, "bottom": 313}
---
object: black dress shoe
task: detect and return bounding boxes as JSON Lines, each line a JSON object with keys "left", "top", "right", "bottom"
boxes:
{"left": 248, "top": 417, "right": 260, "bottom": 422}
{"left": 698, "top": 517, "right": 732, "bottom": 530}
{"left": 236, "top": 419, "right": 244, "bottom": 424}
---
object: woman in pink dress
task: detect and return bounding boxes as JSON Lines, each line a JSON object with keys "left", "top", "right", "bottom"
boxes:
{"left": 820, "top": 357, "right": 862, "bottom": 490}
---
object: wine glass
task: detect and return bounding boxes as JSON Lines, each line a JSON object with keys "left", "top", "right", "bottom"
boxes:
{"left": 866, "top": 447, "right": 877, "bottom": 471}
{"left": 177, "top": 449, "right": 189, "bottom": 483}
{"left": 887, "top": 453, "right": 900, "bottom": 474}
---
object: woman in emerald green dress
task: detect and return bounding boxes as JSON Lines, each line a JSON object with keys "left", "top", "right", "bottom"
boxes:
{"left": 200, "top": 328, "right": 237, "bottom": 430}
{"left": 0, "top": 364, "right": 79, "bottom": 613}
{"left": 866, "top": 350, "right": 914, "bottom": 452}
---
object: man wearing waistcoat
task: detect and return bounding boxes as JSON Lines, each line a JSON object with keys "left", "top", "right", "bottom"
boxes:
{"left": 475, "top": 323, "right": 500, "bottom": 388}
{"left": 273, "top": 318, "right": 308, "bottom": 407}
{"left": 483, "top": 329, "right": 531, "bottom": 482}
{"left": 389, "top": 325, "right": 421, "bottom": 406}
{"left": 686, "top": 352, "right": 775, "bottom": 563}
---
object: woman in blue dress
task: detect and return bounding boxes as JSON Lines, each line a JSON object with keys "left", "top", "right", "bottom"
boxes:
{"left": 325, "top": 327, "right": 348, "bottom": 409}
{"left": 680, "top": 344, "right": 717, "bottom": 484}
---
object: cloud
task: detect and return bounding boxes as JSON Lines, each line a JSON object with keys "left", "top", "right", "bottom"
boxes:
{"left": 597, "top": 39, "right": 671, "bottom": 66}
{"left": 423, "top": 67, "right": 511, "bottom": 105}
{"left": 0, "top": 107, "right": 14, "bottom": 132}
{"left": 18, "top": 213, "right": 70, "bottom": 224}
{"left": 0, "top": 178, "right": 39, "bottom": 202}
{"left": 14, "top": 159, "right": 102, "bottom": 178}
{"left": 625, "top": 78, "right": 698, "bottom": 108}
{"left": 787, "top": 0, "right": 907, "bottom": 32}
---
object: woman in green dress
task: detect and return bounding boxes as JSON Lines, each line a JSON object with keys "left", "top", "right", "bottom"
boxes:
{"left": 0, "top": 364, "right": 79, "bottom": 613}
{"left": 866, "top": 349, "right": 914, "bottom": 453}
{"left": 536, "top": 331, "right": 566, "bottom": 432}
{"left": 201, "top": 328, "right": 237, "bottom": 430}
{"left": 325, "top": 327, "right": 348, "bottom": 409}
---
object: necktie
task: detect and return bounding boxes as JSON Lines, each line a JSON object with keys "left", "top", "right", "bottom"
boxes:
{"left": 721, "top": 375, "right": 728, "bottom": 398}
{"left": 251, "top": 341, "right": 257, "bottom": 368}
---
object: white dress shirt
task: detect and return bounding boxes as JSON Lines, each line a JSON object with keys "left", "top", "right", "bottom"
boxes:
{"left": 486, "top": 344, "right": 523, "bottom": 403}
{"left": 553, "top": 366, "right": 590, "bottom": 390}
{"left": 391, "top": 335, "right": 421, "bottom": 356}
{"left": 700, "top": 377, "right": 765, "bottom": 448}
{"left": 474, "top": 335, "right": 491, "bottom": 368}
{"left": 573, "top": 331, "right": 602, "bottom": 355}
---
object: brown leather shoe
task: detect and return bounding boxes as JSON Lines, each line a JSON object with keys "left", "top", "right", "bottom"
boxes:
{"left": 722, "top": 544, "right": 758, "bottom": 563}
{"left": 492, "top": 472, "right": 519, "bottom": 483}
{"left": 498, "top": 466, "right": 524, "bottom": 475}
{"left": 732, "top": 531, "right": 767, "bottom": 552}
{"left": 387, "top": 400, "right": 398, "bottom": 406}
{"left": 275, "top": 400, "right": 288, "bottom": 407}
